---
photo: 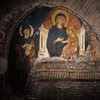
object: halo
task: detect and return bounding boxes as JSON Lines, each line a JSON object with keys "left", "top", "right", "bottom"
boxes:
{"left": 51, "top": 9, "right": 69, "bottom": 26}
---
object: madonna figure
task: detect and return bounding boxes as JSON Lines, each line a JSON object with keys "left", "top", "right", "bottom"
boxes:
{"left": 47, "top": 11, "right": 69, "bottom": 57}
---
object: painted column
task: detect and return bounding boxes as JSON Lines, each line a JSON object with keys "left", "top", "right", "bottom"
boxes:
{"left": 38, "top": 25, "right": 49, "bottom": 58}
{"left": 79, "top": 25, "right": 86, "bottom": 56}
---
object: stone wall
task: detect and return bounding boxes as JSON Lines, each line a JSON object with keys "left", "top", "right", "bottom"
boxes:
{"left": 26, "top": 60, "right": 100, "bottom": 100}
{"left": 26, "top": 81, "right": 100, "bottom": 100}
{"left": 30, "top": 60, "right": 100, "bottom": 80}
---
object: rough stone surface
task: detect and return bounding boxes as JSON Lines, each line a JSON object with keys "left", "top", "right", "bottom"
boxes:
{"left": 0, "top": 57, "right": 7, "bottom": 75}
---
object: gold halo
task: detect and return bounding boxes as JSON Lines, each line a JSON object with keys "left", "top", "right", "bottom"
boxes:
{"left": 51, "top": 9, "right": 69, "bottom": 26}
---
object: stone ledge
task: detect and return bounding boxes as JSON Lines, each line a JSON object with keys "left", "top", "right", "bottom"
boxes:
{"left": 30, "top": 60, "right": 100, "bottom": 80}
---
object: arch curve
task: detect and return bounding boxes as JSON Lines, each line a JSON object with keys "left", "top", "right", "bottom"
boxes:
{"left": 0, "top": 0, "right": 100, "bottom": 59}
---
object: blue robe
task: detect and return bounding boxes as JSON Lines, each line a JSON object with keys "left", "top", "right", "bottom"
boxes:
{"left": 47, "top": 25, "right": 68, "bottom": 57}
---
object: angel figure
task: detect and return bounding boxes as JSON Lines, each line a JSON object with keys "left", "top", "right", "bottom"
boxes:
{"left": 15, "top": 24, "right": 35, "bottom": 77}
{"left": 13, "top": 24, "right": 35, "bottom": 94}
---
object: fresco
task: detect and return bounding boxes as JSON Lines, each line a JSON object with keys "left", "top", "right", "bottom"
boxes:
{"left": 8, "top": 6, "right": 100, "bottom": 94}
{"left": 38, "top": 7, "right": 99, "bottom": 61}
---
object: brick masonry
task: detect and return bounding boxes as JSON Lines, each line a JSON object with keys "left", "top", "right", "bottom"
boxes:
{"left": 25, "top": 60, "right": 100, "bottom": 100}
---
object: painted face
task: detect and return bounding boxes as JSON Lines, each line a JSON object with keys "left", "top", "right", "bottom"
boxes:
{"left": 23, "top": 29, "right": 30, "bottom": 38}
{"left": 67, "top": 28, "right": 75, "bottom": 37}
{"left": 56, "top": 16, "right": 66, "bottom": 25}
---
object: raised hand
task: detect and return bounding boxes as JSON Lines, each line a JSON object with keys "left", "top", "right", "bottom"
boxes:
{"left": 56, "top": 37, "right": 64, "bottom": 42}
{"left": 22, "top": 43, "right": 29, "bottom": 48}
{"left": 53, "top": 37, "right": 64, "bottom": 45}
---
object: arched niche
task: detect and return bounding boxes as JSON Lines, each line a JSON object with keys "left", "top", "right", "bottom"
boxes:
{"left": 7, "top": 6, "right": 99, "bottom": 63}
{"left": 0, "top": 1, "right": 99, "bottom": 60}
{"left": 0, "top": 3, "right": 99, "bottom": 97}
